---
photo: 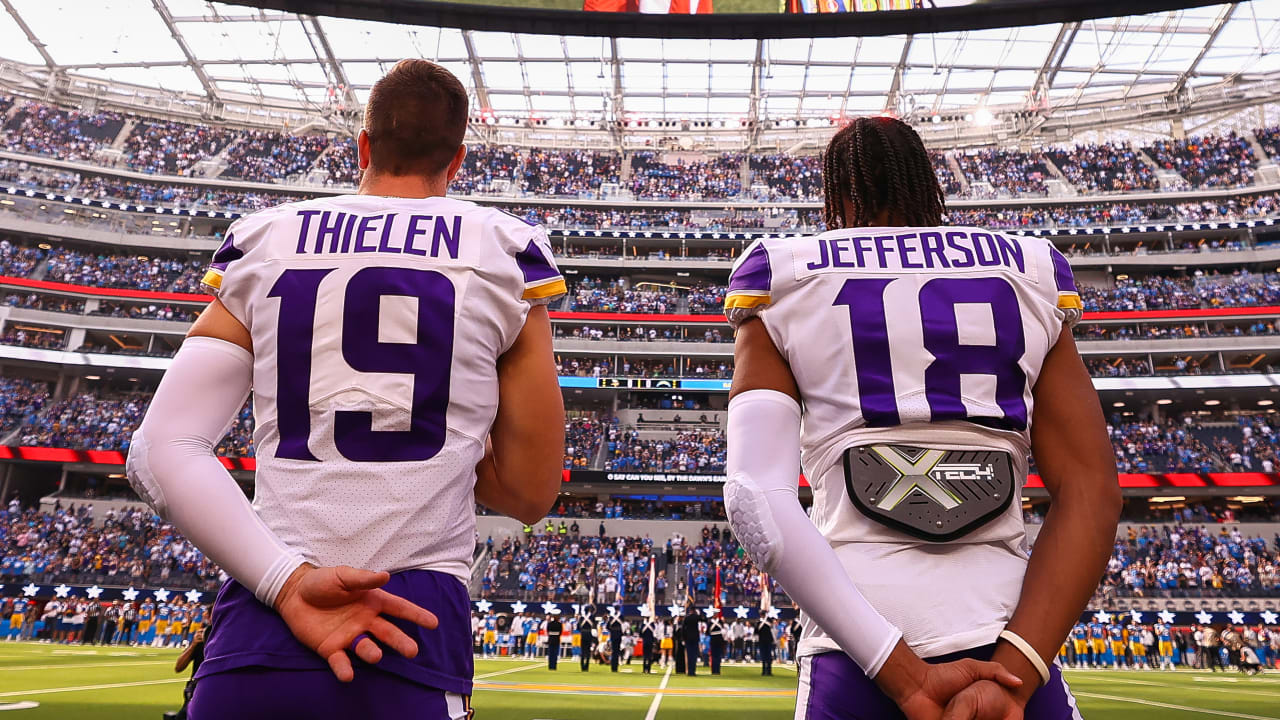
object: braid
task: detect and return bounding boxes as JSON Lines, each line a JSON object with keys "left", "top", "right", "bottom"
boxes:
{"left": 819, "top": 116, "right": 946, "bottom": 229}
{"left": 869, "top": 121, "right": 910, "bottom": 226}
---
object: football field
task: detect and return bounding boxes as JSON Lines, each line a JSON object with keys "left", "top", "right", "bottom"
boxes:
{"left": 1, "top": 642, "right": 1279, "bottom": 719}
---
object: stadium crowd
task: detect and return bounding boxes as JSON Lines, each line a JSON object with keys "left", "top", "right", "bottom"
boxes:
{"left": 628, "top": 152, "right": 743, "bottom": 200}
{"left": 603, "top": 427, "right": 727, "bottom": 473}
{"left": 553, "top": 324, "right": 730, "bottom": 344}
{"left": 1144, "top": 133, "right": 1257, "bottom": 189}
{"left": 522, "top": 149, "right": 621, "bottom": 197}
{"left": 1048, "top": 144, "right": 1160, "bottom": 193}
{"left": 1078, "top": 272, "right": 1280, "bottom": 312}
{"left": 0, "top": 502, "right": 220, "bottom": 591}
{"left": 1, "top": 95, "right": 1279, "bottom": 203}
{"left": 1104, "top": 524, "right": 1280, "bottom": 598}
{"left": 565, "top": 277, "right": 680, "bottom": 314}
{"left": 956, "top": 148, "right": 1051, "bottom": 197}
{"left": 479, "top": 531, "right": 661, "bottom": 604}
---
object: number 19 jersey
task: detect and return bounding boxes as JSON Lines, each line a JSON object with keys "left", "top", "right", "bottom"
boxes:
{"left": 724, "top": 226, "right": 1082, "bottom": 659}
{"left": 204, "top": 194, "right": 565, "bottom": 582}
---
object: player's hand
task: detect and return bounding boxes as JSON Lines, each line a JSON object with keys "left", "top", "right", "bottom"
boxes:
{"left": 273, "top": 563, "right": 439, "bottom": 682}
{"left": 941, "top": 679, "right": 1025, "bottom": 720}
{"left": 877, "top": 642, "right": 1023, "bottom": 720}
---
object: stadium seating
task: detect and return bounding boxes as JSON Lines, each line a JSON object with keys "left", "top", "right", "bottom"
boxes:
{"left": 1104, "top": 524, "right": 1280, "bottom": 598}
{"left": 603, "top": 427, "right": 727, "bottom": 473}
{"left": 0, "top": 504, "right": 220, "bottom": 591}
{"left": 1047, "top": 144, "right": 1160, "bottom": 193}
{"left": 522, "top": 149, "right": 620, "bottom": 197}
{"left": 1078, "top": 272, "right": 1280, "bottom": 312}
{"left": 1145, "top": 133, "right": 1258, "bottom": 189}
{"left": 122, "top": 121, "right": 239, "bottom": 176}
{"left": 955, "top": 148, "right": 1052, "bottom": 197}
{"left": 221, "top": 130, "right": 329, "bottom": 184}
{"left": 629, "top": 152, "right": 743, "bottom": 199}
{"left": 1, "top": 103, "right": 124, "bottom": 162}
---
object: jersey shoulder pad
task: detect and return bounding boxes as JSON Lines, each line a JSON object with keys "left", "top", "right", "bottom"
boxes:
{"left": 1040, "top": 238, "right": 1082, "bottom": 328}
{"left": 724, "top": 239, "right": 776, "bottom": 327}
{"left": 201, "top": 202, "right": 297, "bottom": 291}
{"left": 469, "top": 203, "right": 566, "bottom": 305}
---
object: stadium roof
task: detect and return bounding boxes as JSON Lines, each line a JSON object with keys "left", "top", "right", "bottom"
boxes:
{"left": 0, "top": 0, "right": 1277, "bottom": 124}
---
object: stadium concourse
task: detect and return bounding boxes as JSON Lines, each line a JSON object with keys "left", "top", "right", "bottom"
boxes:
{"left": 1, "top": 0, "right": 1280, "bottom": 717}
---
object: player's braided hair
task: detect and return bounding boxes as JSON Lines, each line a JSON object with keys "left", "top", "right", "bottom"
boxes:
{"left": 821, "top": 116, "right": 945, "bottom": 230}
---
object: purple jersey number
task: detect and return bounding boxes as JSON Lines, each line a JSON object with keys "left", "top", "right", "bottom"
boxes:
{"left": 834, "top": 276, "right": 1028, "bottom": 430}
{"left": 268, "top": 266, "right": 455, "bottom": 462}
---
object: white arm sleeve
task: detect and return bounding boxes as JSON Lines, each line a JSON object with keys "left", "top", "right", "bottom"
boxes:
{"left": 725, "top": 389, "right": 902, "bottom": 677}
{"left": 126, "top": 336, "right": 304, "bottom": 607}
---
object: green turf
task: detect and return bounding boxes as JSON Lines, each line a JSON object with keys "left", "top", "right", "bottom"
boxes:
{"left": 2, "top": 642, "right": 1279, "bottom": 718}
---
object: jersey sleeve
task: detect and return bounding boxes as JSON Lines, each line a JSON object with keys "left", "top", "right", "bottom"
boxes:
{"left": 513, "top": 226, "right": 567, "bottom": 307}
{"left": 724, "top": 241, "right": 773, "bottom": 328}
{"left": 1047, "top": 244, "right": 1083, "bottom": 329}
{"left": 201, "top": 211, "right": 273, "bottom": 326}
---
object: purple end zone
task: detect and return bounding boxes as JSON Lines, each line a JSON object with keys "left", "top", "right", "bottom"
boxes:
{"left": 195, "top": 569, "right": 473, "bottom": 696}
{"left": 729, "top": 242, "right": 772, "bottom": 294}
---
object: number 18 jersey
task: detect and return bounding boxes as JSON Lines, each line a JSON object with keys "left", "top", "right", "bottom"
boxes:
{"left": 205, "top": 194, "right": 565, "bottom": 581}
{"left": 724, "top": 226, "right": 1082, "bottom": 658}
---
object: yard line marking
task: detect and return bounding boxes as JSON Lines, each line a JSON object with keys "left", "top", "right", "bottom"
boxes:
{"left": 644, "top": 665, "right": 672, "bottom": 720}
{"left": 0, "top": 679, "right": 185, "bottom": 699}
{"left": 474, "top": 663, "right": 543, "bottom": 679}
{"left": 1073, "top": 691, "right": 1280, "bottom": 719}
{"left": 1086, "top": 674, "right": 1280, "bottom": 699}
{"left": 1, "top": 660, "right": 172, "bottom": 671}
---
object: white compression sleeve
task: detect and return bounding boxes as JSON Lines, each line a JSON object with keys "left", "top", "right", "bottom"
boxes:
{"left": 725, "top": 389, "right": 902, "bottom": 677}
{"left": 126, "top": 336, "right": 304, "bottom": 607}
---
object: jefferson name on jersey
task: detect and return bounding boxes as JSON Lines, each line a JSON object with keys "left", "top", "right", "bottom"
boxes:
{"left": 800, "top": 229, "right": 1030, "bottom": 275}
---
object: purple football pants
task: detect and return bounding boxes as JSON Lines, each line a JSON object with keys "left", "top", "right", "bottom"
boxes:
{"left": 797, "top": 645, "right": 1083, "bottom": 720}
{"left": 188, "top": 668, "right": 470, "bottom": 720}
{"left": 189, "top": 569, "right": 473, "bottom": 720}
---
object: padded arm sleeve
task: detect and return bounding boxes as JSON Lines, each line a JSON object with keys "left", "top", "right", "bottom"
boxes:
{"left": 125, "top": 336, "right": 304, "bottom": 607}
{"left": 725, "top": 389, "right": 902, "bottom": 677}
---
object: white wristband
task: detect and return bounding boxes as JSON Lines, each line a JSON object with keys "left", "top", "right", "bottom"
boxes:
{"left": 998, "top": 629, "right": 1051, "bottom": 687}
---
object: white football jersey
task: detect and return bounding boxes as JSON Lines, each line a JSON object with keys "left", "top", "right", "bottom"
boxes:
{"left": 725, "top": 226, "right": 1081, "bottom": 659}
{"left": 205, "top": 194, "right": 565, "bottom": 582}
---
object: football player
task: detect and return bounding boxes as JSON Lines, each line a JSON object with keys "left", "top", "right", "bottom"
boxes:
{"left": 1070, "top": 623, "right": 1088, "bottom": 669}
{"left": 126, "top": 60, "right": 565, "bottom": 717}
{"left": 723, "top": 117, "right": 1120, "bottom": 719}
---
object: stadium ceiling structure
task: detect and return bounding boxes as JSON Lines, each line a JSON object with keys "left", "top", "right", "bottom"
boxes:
{"left": 0, "top": 0, "right": 1277, "bottom": 139}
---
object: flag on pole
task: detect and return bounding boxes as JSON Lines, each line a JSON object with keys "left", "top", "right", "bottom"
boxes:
{"left": 616, "top": 556, "right": 626, "bottom": 609}
{"left": 760, "top": 572, "right": 772, "bottom": 616}
{"left": 646, "top": 560, "right": 657, "bottom": 618}
{"left": 685, "top": 563, "right": 696, "bottom": 607}
{"left": 713, "top": 561, "right": 723, "bottom": 614}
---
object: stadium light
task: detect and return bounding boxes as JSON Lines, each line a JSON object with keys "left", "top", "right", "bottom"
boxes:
{"left": 973, "top": 107, "right": 994, "bottom": 126}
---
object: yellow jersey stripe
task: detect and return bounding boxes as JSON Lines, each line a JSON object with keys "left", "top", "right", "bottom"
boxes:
{"left": 1057, "top": 292, "right": 1082, "bottom": 311}
{"left": 724, "top": 293, "right": 772, "bottom": 310}
{"left": 522, "top": 278, "right": 567, "bottom": 300}
{"left": 201, "top": 269, "right": 224, "bottom": 290}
